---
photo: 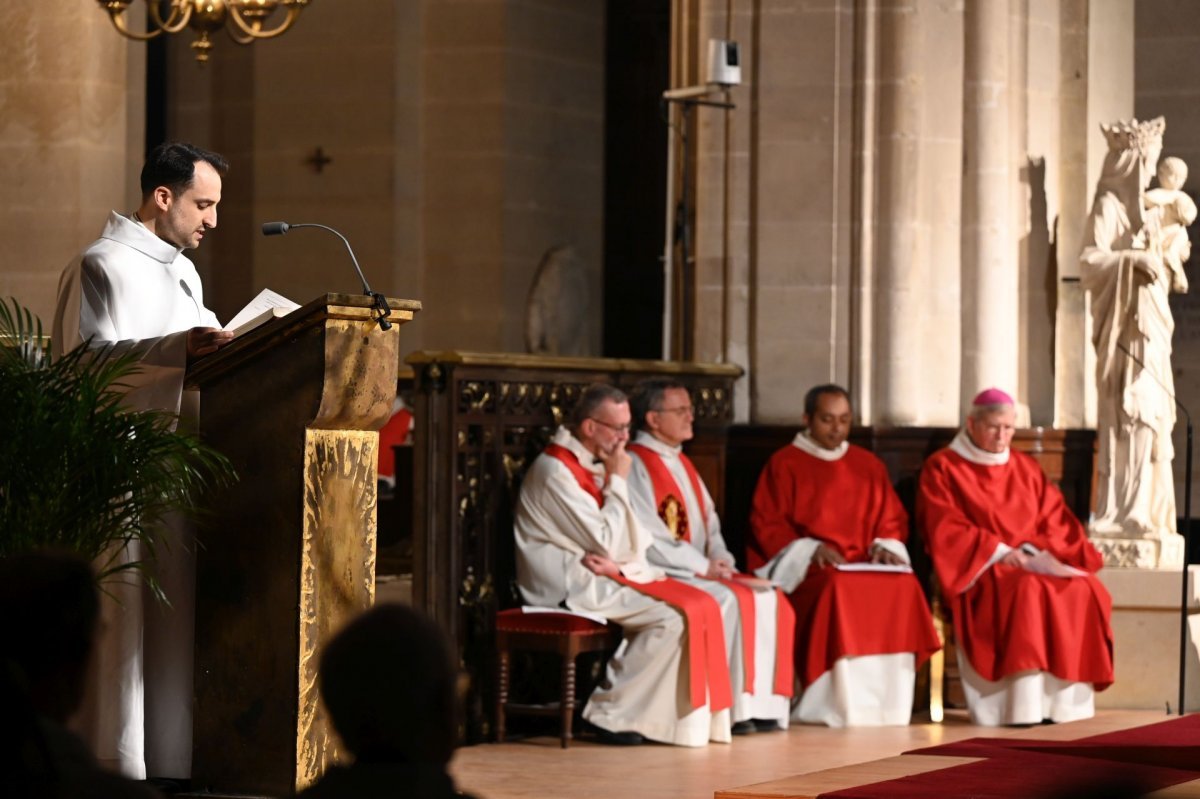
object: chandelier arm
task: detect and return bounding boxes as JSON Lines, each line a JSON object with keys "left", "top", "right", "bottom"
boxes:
{"left": 225, "top": 5, "right": 302, "bottom": 40}
{"left": 225, "top": 26, "right": 256, "bottom": 46}
{"left": 106, "top": 9, "right": 166, "bottom": 41}
{"left": 146, "top": 0, "right": 195, "bottom": 34}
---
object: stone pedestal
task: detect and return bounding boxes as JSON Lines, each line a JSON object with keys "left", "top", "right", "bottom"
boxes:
{"left": 1092, "top": 533, "right": 1185, "bottom": 569}
{"left": 1096, "top": 565, "right": 1200, "bottom": 711}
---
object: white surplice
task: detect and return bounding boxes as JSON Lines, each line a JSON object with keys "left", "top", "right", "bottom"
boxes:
{"left": 754, "top": 433, "right": 917, "bottom": 728}
{"left": 944, "top": 430, "right": 1095, "bottom": 726}
{"left": 627, "top": 432, "right": 789, "bottom": 727}
{"left": 514, "top": 427, "right": 731, "bottom": 746}
{"left": 53, "top": 211, "right": 221, "bottom": 779}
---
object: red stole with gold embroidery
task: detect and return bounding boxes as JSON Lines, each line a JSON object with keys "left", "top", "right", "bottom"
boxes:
{"left": 628, "top": 442, "right": 796, "bottom": 697}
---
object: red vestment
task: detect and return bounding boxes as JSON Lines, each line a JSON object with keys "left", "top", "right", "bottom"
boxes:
{"left": 917, "top": 447, "right": 1114, "bottom": 687}
{"left": 748, "top": 444, "right": 941, "bottom": 686}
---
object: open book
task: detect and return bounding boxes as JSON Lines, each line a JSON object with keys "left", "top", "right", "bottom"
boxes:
{"left": 225, "top": 288, "right": 301, "bottom": 337}
{"left": 835, "top": 562, "right": 914, "bottom": 574}
{"left": 521, "top": 606, "right": 608, "bottom": 625}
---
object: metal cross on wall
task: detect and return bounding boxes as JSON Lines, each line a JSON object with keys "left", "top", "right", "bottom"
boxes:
{"left": 305, "top": 146, "right": 332, "bottom": 174}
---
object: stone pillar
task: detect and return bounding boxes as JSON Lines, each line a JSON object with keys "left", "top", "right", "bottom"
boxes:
{"left": 1015, "top": 0, "right": 1061, "bottom": 426}
{"left": 0, "top": 1, "right": 144, "bottom": 322}
{"left": 960, "top": 0, "right": 1016, "bottom": 404}
{"left": 1056, "top": 0, "right": 1134, "bottom": 430}
{"left": 1054, "top": 0, "right": 1093, "bottom": 428}
{"left": 693, "top": 0, "right": 756, "bottom": 422}
{"left": 872, "top": 1, "right": 930, "bottom": 425}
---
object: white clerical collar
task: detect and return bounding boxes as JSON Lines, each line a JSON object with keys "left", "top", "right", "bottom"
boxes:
{"left": 949, "top": 428, "right": 1010, "bottom": 466}
{"left": 791, "top": 431, "right": 848, "bottom": 462}
{"left": 552, "top": 426, "right": 605, "bottom": 476}
{"left": 104, "top": 210, "right": 182, "bottom": 265}
{"left": 633, "top": 431, "right": 682, "bottom": 458}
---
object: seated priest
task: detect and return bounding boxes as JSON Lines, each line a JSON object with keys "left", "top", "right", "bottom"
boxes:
{"left": 747, "top": 384, "right": 941, "bottom": 727}
{"left": 626, "top": 379, "right": 794, "bottom": 734}
{"left": 514, "top": 383, "right": 735, "bottom": 746}
{"left": 917, "top": 388, "right": 1114, "bottom": 726}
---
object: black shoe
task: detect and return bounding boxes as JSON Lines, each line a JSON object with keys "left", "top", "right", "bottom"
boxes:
{"left": 752, "top": 719, "right": 783, "bottom": 732}
{"left": 731, "top": 720, "right": 757, "bottom": 735}
{"left": 144, "top": 778, "right": 190, "bottom": 794}
{"left": 583, "top": 719, "right": 645, "bottom": 745}
{"left": 595, "top": 727, "right": 645, "bottom": 746}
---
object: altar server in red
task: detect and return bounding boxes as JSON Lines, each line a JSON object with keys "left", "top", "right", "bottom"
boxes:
{"left": 515, "top": 384, "right": 733, "bottom": 746}
{"left": 748, "top": 385, "right": 941, "bottom": 727}
{"left": 627, "top": 379, "right": 793, "bottom": 734}
{"left": 918, "top": 388, "right": 1114, "bottom": 726}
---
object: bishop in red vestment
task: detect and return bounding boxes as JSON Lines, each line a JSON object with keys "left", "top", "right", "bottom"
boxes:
{"left": 917, "top": 388, "right": 1114, "bottom": 726}
{"left": 748, "top": 385, "right": 941, "bottom": 727}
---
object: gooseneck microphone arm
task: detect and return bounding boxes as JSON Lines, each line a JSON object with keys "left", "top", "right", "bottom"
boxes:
{"left": 261, "top": 221, "right": 392, "bottom": 330}
{"left": 1117, "top": 341, "right": 1191, "bottom": 716}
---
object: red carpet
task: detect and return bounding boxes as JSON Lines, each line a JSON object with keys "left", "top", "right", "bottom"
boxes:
{"left": 820, "top": 714, "right": 1200, "bottom": 798}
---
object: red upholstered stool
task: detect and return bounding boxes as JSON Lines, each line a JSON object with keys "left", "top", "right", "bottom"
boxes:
{"left": 495, "top": 608, "right": 619, "bottom": 748}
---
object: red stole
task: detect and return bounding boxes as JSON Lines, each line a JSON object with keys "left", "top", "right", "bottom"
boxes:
{"left": 543, "top": 442, "right": 734, "bottom": 711}
{"left": 614, "top": 575, "right": 733, "bottom": 712}
{"left": 627, "top": 442, "right": 708, "bottom": 542}
{"left": 544, "top": 443, "right": 604, "bottom": 506}
{"left": 628, "top": 442, "right": 795, "bottom": 697}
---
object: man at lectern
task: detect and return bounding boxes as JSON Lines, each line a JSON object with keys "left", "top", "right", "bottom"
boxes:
{"left": 52, "top": 141, "right": 235, "bottom": 781}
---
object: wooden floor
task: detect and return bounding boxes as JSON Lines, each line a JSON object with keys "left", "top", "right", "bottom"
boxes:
{"left": 448, "top": 710, "right": 1175, "bottom": 799}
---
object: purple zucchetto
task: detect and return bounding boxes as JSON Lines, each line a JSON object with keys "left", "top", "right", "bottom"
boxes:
{"left": 972, "top": 387, "right": 1015, "bottom": 407}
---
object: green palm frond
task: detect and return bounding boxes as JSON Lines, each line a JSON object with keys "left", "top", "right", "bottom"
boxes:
{"left": 0, "top": 298, "right": 237, "bottom": 597}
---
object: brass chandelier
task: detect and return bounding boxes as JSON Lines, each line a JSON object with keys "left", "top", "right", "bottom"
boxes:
{"left": 97, "top": 0, "right": 311, "bottom": 64}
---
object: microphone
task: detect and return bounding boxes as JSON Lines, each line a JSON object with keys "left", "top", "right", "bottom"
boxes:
{"left": 178, "top": 278, "right": 203, "bottom": 320}
{"left": 260, "top": 221, "right": 392, "bottom": 330}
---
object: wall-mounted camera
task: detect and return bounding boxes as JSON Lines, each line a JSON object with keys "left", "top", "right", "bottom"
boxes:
{"left": 662, "top": 39, "right": 742, "bottom": 100}
{"left": 707, "top": 39, "right": 740, "bottom": 88}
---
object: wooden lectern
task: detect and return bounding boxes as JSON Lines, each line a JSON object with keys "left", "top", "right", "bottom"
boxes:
{"left": 185, "top": 294, "right": 420, "bottom": 797}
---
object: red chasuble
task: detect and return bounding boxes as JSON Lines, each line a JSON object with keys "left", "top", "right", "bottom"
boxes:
{"left": 542, "top": 443, "right": 733, "bottom": 711}
{"left": 748, "top": 443, "right": 941, "bottom": 687}
{"left": 627, "top": 443, "right": 796, "bottom": 697}
{"left": 917, "top": 448, "right": 1114, "bottom": 687}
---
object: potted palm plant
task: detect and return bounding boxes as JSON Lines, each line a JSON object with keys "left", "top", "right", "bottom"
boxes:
{"left": 0, "top": 299, "right": 235, "bottom": 593}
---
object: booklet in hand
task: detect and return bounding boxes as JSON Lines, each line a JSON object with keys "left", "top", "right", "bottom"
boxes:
{"left": 225, "top": 288, "right": 301, "bottom": 337}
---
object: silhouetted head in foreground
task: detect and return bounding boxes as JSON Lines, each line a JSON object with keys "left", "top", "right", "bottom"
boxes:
{"left": 0, "top": 551, "right": 161, "bottom": 799}
{"left": 320, "top": 603, "right": 459, "bottom": 765}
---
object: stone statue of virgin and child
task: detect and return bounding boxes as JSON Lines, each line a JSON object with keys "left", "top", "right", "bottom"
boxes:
{"left": 1082, "top": 116, "right": 1196, "bottom": 568}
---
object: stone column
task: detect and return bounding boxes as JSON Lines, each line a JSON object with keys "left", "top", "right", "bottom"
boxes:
{"left": 0, "top": 2, "right": 144, "bottom": 321}
{"left": 872, "top": 0, "right": 927, "bottom": 424}
{"left": 960, "top": 0, "right": 1017, "bottom": 402}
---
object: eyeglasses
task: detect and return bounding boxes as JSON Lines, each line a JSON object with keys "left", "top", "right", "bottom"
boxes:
{"left": 653, "top": 405, "right": 695, "bottom": 417}
{"left": 588, "top": 417, "right": 631, "bottom": 434}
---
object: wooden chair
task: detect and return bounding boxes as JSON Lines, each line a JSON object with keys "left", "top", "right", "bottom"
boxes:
{"left": 495, "top": 608, "right": 619, "bottom": 748}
